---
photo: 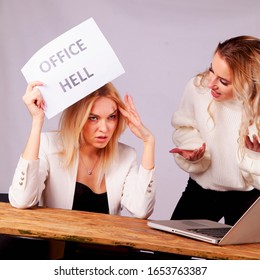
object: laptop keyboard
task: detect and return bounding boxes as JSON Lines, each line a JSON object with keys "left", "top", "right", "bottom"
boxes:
{"left": 188, "top": 227, "right": 231, "bottom": 238}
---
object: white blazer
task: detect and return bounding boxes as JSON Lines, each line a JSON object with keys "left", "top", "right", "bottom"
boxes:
{"left": 9, "top": 132, "right": 156, "bottom": 219}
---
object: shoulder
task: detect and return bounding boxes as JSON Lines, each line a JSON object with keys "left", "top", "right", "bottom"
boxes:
{"left": 118, "top": 142, "right": 136, "bottom": 154}
{"left": 185, "top": 76, "right": 203, "bottom": 92}
{"left": 40, "top": 131, "right": 63, "bottom": 152}
{"left": 181, "top": 76, "right": 209, "bottom": 103}
{"left": 107, "top": 142, "right": 137, "bottom": 171}
{"left": 186, "top": 76, "right": 196, "bottom": 87}
{"left": 117, "top": 142, "right": 136, "bottom": 160}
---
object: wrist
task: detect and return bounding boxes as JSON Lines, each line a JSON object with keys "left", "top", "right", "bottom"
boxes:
{"left": 32, "top": 117, "right": 44, "bottom": 127}
{"left": 31, "top": 119, "right": 44, "bottom": 135}
{"left": 143, "top": 134, "right": 155, "bottom": 146}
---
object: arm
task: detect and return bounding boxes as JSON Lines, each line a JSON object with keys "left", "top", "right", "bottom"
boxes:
{"left": 117, "top": 145, "right": 155, "bottom": 219}
{"left": 119, "top": 95, "right": 155, "bottom": 170}
{"left": 171, "top": 79, "right": 211, "bottom": 173}
{"left": 9, "top": 81, "right": 47, "bottom": 208}
{"left": 22, "top": 81, "right": 45, "bottom": 160}
{"left": 239, "top": 149, "right": 260, "bottom": 189}
{"left": 240, "top": 134, "right": 260, "bottom": 189}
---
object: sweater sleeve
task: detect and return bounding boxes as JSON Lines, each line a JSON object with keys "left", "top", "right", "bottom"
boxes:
{"left": 171, "top": 78, "right": 211, "bottom": 173}
{"left": 239, "top": 148, "right": 260, "bottom": 190}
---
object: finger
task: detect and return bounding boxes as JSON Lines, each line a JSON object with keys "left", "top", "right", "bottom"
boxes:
{"left": 27, "top": 81, "right": 44, "bottom": 91}
{"left": 23, "top": 87, "right": 44, "bottom": 109}
{"left": 123, "top": 95, "right": 132, "bottom": 116}
{"left": 253, "top": 134, "right": 259, "bottom": 145}
{"left": 188, "top": 154, "right": 195, "bottom": 161}
{"left": 169, "top": 148, "right": 181, "bottom": 154}
{"left": 31, "top": 88, "right": 44, "bottom": 103}
{"left": 121, "top": 104, "right": 141, "bottom": 126}
{"left": 245, "top": 135, "right": 253, "bottom": 149}
{"left": 196, "top": 148, "right": 204, "bottom": 159}
{"left": 251, "top": 135, "right": 260, "bottom": 152}
{"left": 124, "top": 94, "right": 130, "bottom": 108}
{"left": 169, "top": 148, "right": 183, "bottom": 154}
{"left": 40, "top": 101, "right": 46, "bottom": 110}
{"left": 127, "top": 95, "right": 136, "bottom": 109}
{"left": 118, "top": 106, "right": 129, "bottom": 118}
{"left": 35, "top": 97, "right": 45, "bottom": 109}
{"left": 124, "top": 94, "right": 136, "bottom": 111}
{"left": 198, "top": 144, "right": 206, "bottom": 154}
{"left": 191, "top": 149, "right": 199, "bottom": 160}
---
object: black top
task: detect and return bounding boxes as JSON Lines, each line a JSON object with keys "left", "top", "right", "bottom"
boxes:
{"left": 72, "top": 182, "right": 109, "bottom": 214}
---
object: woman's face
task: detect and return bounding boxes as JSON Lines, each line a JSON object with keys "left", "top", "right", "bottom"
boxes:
{"left": 82, "top": 96, "right": 118, "bottom": 149}
{"left": 207, "top": 52, "right": 234, "bottom": 102}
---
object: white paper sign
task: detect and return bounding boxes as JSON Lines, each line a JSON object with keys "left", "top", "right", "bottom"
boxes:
{"left": 21, "top": 18, "right": 125, "bottom": 119}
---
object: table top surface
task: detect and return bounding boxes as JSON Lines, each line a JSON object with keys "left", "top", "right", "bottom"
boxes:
{"left": 0, "top": 202, "right": 260, "bottom": 259}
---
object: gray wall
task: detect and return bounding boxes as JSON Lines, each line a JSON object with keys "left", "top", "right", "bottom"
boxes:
{"left": 1, "top": 0, "right": 259, "bottom": 219}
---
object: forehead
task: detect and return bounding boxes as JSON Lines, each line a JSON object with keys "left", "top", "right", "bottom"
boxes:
{"left": 91, "top": 97, "right": 117, "bottom": 114}
{"left": 212, "top": 52, "right": 232, "bottom": 81}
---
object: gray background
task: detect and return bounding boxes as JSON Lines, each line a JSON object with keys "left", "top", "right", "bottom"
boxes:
{"left": 1, "top": 0, "right": 259, "bottom": 219}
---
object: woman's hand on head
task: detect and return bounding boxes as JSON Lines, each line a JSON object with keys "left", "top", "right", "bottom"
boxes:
{"left": 245, "top": 135, "right": 260, "bottom": 153}
{"left": 22, "top": 81, "right": 45, "bottom": 122}
{"left": 170, "top": 143, "right": 206, "bottom": 161}
{"left": 119, "top": 94, "right": 155, "bottom": 144}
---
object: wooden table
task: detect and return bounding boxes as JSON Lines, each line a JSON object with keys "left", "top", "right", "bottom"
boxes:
{"left": 0, "top": 202, "right": 260, "bottom": 259}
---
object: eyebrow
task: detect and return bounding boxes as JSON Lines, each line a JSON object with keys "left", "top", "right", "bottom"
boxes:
{"left": 89, "top": 109, "right": 118, "bottom": 117}
{"left": 210, "top": 63, "right": 232, "bottom": 84}
{"left": 109, "top": 109, "right": 118, "bottom": 116}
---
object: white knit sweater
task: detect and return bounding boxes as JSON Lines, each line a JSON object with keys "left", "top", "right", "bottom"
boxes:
{"left": 172, "top": 77, "right": 260, "bottom": 191}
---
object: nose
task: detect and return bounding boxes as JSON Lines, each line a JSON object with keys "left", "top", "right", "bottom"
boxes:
{"left": 207, "top": 73, "right": 218, "bottom": 90}
{"left": 98, "top": 119, "right": 108, "bottom": 132}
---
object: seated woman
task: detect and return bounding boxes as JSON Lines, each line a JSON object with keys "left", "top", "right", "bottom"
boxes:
{"left": 9, "top": 82, "right": 156, "bottom": 259}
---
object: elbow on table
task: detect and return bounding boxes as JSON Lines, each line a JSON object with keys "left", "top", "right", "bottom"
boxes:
{"left": 133, "top": 208, "right": 154, "bottom": 219}
{"left": 8, "top": 193, "right": 38, "bottom": 209}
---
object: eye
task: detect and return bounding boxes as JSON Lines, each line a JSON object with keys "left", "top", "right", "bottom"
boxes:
{"left": 209, "top": 66, "right": 214, "bottom": 73}
{"left": 220, "top": 79, "right": 229, "bottom": 86}
{"left": 88, "top": 115, "right": 98, "bottom": 121}
{"left": 108, "top": 113, "right": 117, "bottom": 120}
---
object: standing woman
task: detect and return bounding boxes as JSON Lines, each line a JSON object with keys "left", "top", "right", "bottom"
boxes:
{"left": 170, "top": 36, "right": 260, "bottom": 226}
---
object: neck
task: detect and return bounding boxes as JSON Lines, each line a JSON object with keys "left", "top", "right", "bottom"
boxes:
{"left": 80, "top": 145, "right": 100, "bottom": 157}
{"left": 79, "top": 146, "right": 101, "bottom": 176}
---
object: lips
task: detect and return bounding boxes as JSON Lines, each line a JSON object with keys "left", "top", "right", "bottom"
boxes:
{"left": 211, "top": 90, "right": 221, "bottom": 98}
{"left": 96, "top": 136, "right": 108, "bottom": 143}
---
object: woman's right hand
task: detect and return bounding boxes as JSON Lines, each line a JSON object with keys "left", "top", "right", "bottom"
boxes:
{"left": 22, "top": 81, "right": 45, "bottom": 122}
{"left": 170, "top": 143, "right": 206, "bottom": 161}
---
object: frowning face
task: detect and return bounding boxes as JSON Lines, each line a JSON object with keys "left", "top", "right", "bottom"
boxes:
{"left": 82, "top": 97, "right": 118, "bottom": 149}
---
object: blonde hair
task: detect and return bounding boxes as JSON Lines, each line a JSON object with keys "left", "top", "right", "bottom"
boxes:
{"left": 58, "top": 83, "right": 126, "bottom": 177}
{"left": 195, "top": 35, "right": 260, "bottom": 151}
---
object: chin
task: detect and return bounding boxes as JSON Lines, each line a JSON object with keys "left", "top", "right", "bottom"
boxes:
{"left": 212, "top": 97, "right": 222, "bottom": 102}
{"left": 95, "top": 143, "right": 109, "bottom": 149}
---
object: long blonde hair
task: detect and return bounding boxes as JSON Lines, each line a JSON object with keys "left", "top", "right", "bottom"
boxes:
{"left": 58, "top": 83, "right": 127, "bottom": 176}
{"left": 195, "top": 35, "right": 260, "bottom": 151}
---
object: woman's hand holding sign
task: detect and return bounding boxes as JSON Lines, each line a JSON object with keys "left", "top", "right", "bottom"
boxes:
{"left": 23, "top": 81, "right": 45, "bottom": 123}
{"left": 22, "top": 81, "right": 46, "bottom": 161}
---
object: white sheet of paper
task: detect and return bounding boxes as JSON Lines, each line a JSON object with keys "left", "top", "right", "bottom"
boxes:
{"left": 21, "top": 18, "right": 125, "bottom": 119}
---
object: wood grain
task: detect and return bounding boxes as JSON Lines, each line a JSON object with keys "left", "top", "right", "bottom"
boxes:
{"left": 0, "top": 202, "right": 260, "bottom": 259}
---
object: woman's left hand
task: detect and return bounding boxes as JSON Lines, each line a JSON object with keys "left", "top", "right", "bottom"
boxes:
{"left": 245, "top": 135, "right": 260, "bottom": 152}
{"left": 119, "top": 95, "right": 154, "bottom": 144}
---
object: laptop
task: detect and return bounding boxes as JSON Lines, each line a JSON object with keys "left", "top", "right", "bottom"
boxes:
{"left": 147, "top": 196, "right": 260, "bottom": 245}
